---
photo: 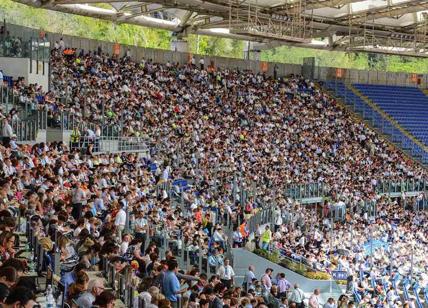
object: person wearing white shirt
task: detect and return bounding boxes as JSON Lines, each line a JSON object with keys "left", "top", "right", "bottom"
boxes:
{"left": 162, "top": 165, "right": 171, "bottom": 181}
{"left": 213, "top": 227, "right": 226, "bottom": 247}
{"left": 2, "top": 119, "right": 13, "bottom": 147}
{"left": 288, "top": 284, "right": 305, "bottom": 308}
{"left": 115, "top": 203, "right": 127, "bottom": 239}
{"left": 217, "top": 259, "right": 235, "bottom": 288}
{"left": 308, "top": 289, "right": 320, "bottom": 308}
{"left": 245, "top": 265, "right": 256, "bottom": 291}
{"left": 232, "top": 227, "right": 243, "bottom": 247}
{"left": 120, "top": 234, "right": 132, "bottom": 255}
{"left": 59, "top": 38, "right": 65, "bottom": 50}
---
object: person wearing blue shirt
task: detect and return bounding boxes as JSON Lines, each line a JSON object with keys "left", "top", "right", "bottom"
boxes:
{"left": 60, "top": 263, "right": 87, "bottom": 300}
{"left": 162, "top": 259, "right": 181, "bottom": 306}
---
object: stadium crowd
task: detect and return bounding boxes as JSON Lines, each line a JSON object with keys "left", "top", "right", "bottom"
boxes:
{"left": 0, "top": 44, "right": 426, "bottom": 307}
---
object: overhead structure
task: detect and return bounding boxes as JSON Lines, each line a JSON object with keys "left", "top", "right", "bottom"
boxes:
{"left": 13, "top": 0, "right": 428, "bottom": 57}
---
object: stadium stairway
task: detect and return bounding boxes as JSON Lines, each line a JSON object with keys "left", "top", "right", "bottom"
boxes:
{"left": 232, "top": 248, "right": 343, "bottom": 305}
{"left": 323, "top": 81, "right": 428, "bottom": 167}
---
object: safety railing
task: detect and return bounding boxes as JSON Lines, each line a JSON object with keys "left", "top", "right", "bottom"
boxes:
{"left": 1, "top": 85, "right": 21, "bottom": 112}
{"left": 375, "top": 179, "right": 427, "bottom": 195}
{"left": 0, "top": 118, "right": 38, "bottom": 141}
{"left": 70, "top": 135, "right": 150, "bottom": 154}
{"left": 284, "top": 182, "right": 328, "bottom": 200}
{"left": 0, "top": 32, "right": 49, "bottom": 61}
{"left": 245, "top": 206, "right": 274, "bottom": 235}
{"left": 13, "top": 119, "right": 37, "bottom": 141}
{"left": 55, "top": 111, "right": 122, "bottom": 136}
{"left": 0, "top": 85, "right": 48, "bottom": 123}
{"left": 0, "top": 34, "right": 30, "bottom": 58}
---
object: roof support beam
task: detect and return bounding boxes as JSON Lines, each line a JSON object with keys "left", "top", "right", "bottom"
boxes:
{"left": 338, "top": 0, "right": 428, "bottom": 23}
{"left": 270, "top": 0, "right": 361, "bottom": 13}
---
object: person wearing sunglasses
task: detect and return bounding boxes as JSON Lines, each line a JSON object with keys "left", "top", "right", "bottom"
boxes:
{"left": 2, "top": 286, "right": 39, "bottom": 308}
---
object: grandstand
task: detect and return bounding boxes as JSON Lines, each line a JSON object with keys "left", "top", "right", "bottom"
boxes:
{"left": 0, "top": 0, "right": 427, "bottom": 307}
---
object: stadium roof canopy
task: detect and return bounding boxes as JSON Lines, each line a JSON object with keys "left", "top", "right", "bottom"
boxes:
{"left": 14, "top": 0, "right": 428, "bottom": 57}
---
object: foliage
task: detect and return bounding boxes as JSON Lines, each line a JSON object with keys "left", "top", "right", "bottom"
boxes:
{"left": 187, "top": 34, "right": 244, "bottom": 59}
{"left": 304, "top": 271, "right": 331, "bottom": 280}
{"left": 336, "top": 280, "right": 348, "bottom": 285}
{"left": 3, "top": 0, "right": 428, "bottom": 72}
{"left": 253, "top": 250, "right": 331, "bottom": 280}
{"left": 253, "top": 249, "right": 280, "bottom": 264}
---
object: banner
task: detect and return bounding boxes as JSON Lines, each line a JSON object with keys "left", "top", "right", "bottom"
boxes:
{"left": 39, "top": 30, "right": 46, "bottom": 40}
{"left": 113, "top": 43, "right": 121, "bottom": 56}
{"left": 260, "top": 61, "right": 268, "bottom": 72}
{"left": 332, "top": 271, "right": 348, "bottom": 280}
{"left": 336, "top": 68, "right": 345, "bottom": 78}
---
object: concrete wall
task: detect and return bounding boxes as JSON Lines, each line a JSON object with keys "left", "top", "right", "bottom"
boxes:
{"left": 0, "top": 57, "right": 28, "bottom": 80}
{"left": 4, "top": 22, "right": 428, "bottom": 88}
{"left": 232, "top": 248, "right": 343, "bottom": 304}
{"left": 28, "top": 60, "right": 49, "bottom": 91}
{"left": 0, "top": 57, "right": 49, "bottom": 90}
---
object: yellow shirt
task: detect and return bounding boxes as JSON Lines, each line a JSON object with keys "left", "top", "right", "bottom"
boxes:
{"left": 261, "top": 229, "right": 272, "bottom": 243}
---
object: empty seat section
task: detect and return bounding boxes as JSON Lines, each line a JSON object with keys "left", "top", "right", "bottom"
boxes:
{"left": 354, "top": 84, "right": 428, "bottom": 147}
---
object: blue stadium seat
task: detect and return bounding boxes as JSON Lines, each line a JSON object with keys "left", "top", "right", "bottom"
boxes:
{"left": 353, "top": 84, "right": 428, "bottom": 147}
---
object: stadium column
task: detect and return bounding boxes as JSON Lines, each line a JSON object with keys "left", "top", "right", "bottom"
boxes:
{"left": 244, "top": 41, "right": 261, "bottom": 61}
{"left": 171, "top": 39, "right": 189, "bottom": 53}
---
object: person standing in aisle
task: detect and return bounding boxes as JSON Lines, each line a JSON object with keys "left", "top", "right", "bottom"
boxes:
{"left": 217, "top": 258, "right": 235, "bottom": 289}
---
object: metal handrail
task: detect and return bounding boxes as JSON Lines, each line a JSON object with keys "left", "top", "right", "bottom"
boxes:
{"left": 69, "top": 135, "right": 149, "bottom": 154}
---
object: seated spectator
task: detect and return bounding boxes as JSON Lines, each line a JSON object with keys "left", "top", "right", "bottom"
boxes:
{"left": 0, "top": 232, "right": 16, "bottom": 263}
{"left": 0, "top": 267, "right": 16, "bottom": 289}
{"left": 67, "top": 270, "right": 89, "bottom": 303}
{"left": 76, "top": 278, "right": 105, "bottom": 308}
{"left": 2, "top": 286, "right": 37, "bottom": 308}
{"left": 93, "top": 290, "right": 116, "bottom": 308}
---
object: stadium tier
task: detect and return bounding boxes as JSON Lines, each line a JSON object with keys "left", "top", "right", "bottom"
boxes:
{"left": 353, "top": 84, "right": 428, "bottom": 146}
{"left": 325, "top": 81, "right": 428, "bottom": 166}
{"left": 0, "top": 27, "right": 428, "bottom": 308}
